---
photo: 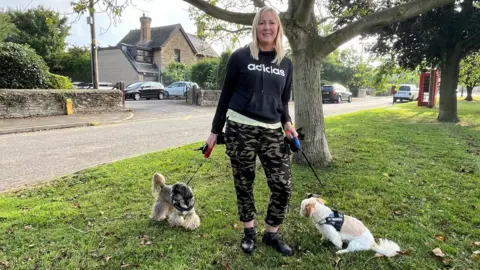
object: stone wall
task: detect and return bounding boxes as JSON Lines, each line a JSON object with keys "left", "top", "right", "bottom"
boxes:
{"left": 186, "top": 90, "right": 221, "bottom": 106}
{"left": 0, "top": 89, "right": 123, "bottom": 118}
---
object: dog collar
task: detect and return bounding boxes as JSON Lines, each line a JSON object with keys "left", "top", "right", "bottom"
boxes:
{"left": 172, "top": 198, "right": 194, "bottom": 212}
{"left": 317, "top": 210, "right": 344, "bottom": 231}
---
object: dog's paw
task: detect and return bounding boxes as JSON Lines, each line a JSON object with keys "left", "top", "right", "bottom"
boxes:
{"left": 336, "top": 249, "right": 350, "bottom": 255}
{"left": 168, "top": 212, "right": 185, "bottom": 227}
{"left": 183, "top": 213, "right": 200, "bottom": 230}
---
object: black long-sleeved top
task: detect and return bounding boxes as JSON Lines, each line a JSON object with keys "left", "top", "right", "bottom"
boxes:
{"left": 211, "top": 46, "right": 293, "bottom": 134}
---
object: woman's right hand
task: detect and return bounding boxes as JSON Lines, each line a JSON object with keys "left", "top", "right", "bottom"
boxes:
{"left": 206, "top": 133, "right": 218, "bottom": 149}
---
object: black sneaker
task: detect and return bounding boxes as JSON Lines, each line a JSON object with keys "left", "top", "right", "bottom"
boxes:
{"left": 262, "top": 231, "right": 293, "bottom": 256}
{"left": 240, "top": 227, "right": 257, "bottom": 254}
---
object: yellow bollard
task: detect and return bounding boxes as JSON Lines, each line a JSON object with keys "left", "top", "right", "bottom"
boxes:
{"left": 66, "top": 98, "right": 73, "bottom": 115}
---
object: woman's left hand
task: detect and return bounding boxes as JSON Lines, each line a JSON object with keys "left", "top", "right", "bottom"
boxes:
{"left": 284, "top": 122, "right": 298, "bottom": 139}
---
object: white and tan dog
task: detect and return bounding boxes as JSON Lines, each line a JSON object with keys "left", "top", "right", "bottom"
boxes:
{"left": 150, "top": 173, "right": 200, "bottom": 230}
{"left": 300, "top": 196, "right": 400, "bottom": 257}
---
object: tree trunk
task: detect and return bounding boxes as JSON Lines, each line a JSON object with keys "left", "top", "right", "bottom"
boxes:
{"left": 465, "top": 86, "right": 474, "bottom": 101}
{"left": 289, "top": 39, "right": 332, "bottom": 167}
{"left": 438, "top": 46, "right": 461, "bottom": 122}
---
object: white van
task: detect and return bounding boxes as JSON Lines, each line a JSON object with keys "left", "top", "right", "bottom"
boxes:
{"left": 394, "top": 84, "right": 419, "bottom": 102}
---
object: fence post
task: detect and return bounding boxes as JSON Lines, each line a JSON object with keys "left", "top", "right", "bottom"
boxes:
{"left": 119, "top": 81, "right": 125, "bottom": 109}
{"left": 191, "top": 84, "right": 198, "bottom": 106}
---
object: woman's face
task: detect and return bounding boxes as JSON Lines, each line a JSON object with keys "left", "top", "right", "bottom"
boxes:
{"left": 256, "top": 11, "right": 278, "bottom": 47}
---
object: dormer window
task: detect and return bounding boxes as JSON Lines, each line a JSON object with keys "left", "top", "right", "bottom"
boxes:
{"left": 136, "top": 49, "right": 152, "bottom": 63}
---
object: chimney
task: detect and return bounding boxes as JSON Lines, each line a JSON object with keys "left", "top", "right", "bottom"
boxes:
{"left": 140, "top": 13, "right": 152, "bottom": 44}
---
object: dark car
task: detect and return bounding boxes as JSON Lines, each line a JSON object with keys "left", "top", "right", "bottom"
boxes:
{"left": 125, "top": 81, "right": 165, "bottom": 101}
{"left": 321, "top": 84, "right": 353, "bottom": 103}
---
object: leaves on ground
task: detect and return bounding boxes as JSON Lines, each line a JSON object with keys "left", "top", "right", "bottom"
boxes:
{"left": 397, "top": 248, "right": 413, "bottom": 256}
{"left": 435, "top": 233, "right": 446, "bottom": 242}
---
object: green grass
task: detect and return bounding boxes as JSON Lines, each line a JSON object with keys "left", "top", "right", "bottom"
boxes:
{"left": 1, "top": 100, "right": 479, "bottom": 269}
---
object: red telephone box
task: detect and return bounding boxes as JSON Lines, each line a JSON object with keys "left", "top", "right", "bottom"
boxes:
{"left": 418, "top": 69, "right": 440, "bottom": 107}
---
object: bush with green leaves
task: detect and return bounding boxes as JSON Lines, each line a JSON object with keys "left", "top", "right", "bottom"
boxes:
{"left": 0, "top": 42, "right": 49, "bottom": 89}
{"left": 45, "top": 72, "right": 73, "bottom": 89}
{"left": 216, "top": 49, "right": 232, "bottom": 89}
{"left": 190, "top": 58, "right": 220, "bottom": 89}
{"left": 162, "top": 62, "right": 191, "bottom": 86}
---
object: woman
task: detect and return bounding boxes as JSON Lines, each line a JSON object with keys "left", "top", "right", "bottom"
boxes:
{"left": 205, "top": 6, "right": 297, "bottom": 256}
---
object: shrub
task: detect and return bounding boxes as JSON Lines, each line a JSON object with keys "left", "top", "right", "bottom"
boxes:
{"left": 45, "top": 72, "right": 73, "bottom": 89}
{"left": 0, "top": 42, "right": 49, "bottom": 89}
{"left": 190, "top": 58, "right": 220, "bottom": 89}
{"left": 217, "top": 49, "right": 232, "bottom": 89}
{"left": 162, "top": 62, "right": 191, "bottom": 86}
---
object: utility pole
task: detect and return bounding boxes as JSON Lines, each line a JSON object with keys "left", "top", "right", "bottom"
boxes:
{"left": 88, "top": 0, "right": 99, "bottom": 89}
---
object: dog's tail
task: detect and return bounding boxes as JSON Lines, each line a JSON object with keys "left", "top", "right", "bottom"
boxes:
{"left": 372, "top": 238, "right": 401, "bottom": 257}
{"left": 152, "top": 173, "right": 166, "bottom": 197}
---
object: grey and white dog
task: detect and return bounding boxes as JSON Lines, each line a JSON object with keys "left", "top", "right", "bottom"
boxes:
{"left": 150, "top": 173, "right": 200, "bottom": 230}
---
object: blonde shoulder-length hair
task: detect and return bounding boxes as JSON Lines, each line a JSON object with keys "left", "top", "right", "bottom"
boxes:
{"left": 249, "top": 6, "right": 285, "bottom": 66}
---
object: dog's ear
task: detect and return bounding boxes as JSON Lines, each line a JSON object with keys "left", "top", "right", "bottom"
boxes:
{"left": 303, "top": 202, "right": 315, "bottom": 217}
{"left": 316, "top": 198, "right": 326, "bottom": 204}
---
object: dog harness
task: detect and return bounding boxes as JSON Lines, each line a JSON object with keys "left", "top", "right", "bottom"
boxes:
{"left": 318, "top": 210, "right": 344, "bottom": 231}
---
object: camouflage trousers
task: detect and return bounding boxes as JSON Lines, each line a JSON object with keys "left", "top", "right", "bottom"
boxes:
{"left": 225, "top": 120, "right": 292, "bottom": 226}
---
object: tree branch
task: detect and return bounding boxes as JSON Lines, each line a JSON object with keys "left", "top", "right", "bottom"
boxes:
{"left": 318, "top": 16, "right": 335, "bottom": 25}
{"left": 320, "top": 0, "right": 455, "bottom": 56}
{"left": 251, "top": 0, "right": 265, "bottom": 8}
{"left": 295, "top": 0, "right": 315, "bottom": 26}
{"left": 205, "top": 27, "right": 252, "bottom": 34}
{"left": 183, "top": 0, "right": 256, "bottom": 25}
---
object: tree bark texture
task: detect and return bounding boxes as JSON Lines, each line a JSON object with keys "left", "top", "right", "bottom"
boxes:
{"left": 438, "top": 46, "right": 461, "bottom": 122}
{"left": 465, "top": 86, "right": 474, "bottom": 101}
{"left": 288, "top": 31, "right": 332, "bottom": 167}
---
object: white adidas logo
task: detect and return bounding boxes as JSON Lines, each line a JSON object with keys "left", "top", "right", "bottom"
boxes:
{"left": 247, "top": 64, "right": 285, "bottom": 77}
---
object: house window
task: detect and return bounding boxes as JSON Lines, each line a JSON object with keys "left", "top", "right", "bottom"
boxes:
{"left": 174, "top": 49, "right": 181, "bottom": 62}
{"left": 136, "top": 49, "right": 152, "bottom": 63}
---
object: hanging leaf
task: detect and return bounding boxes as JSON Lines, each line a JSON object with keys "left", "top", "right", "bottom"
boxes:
{"left": 45, "top": 17, "right": 54, "bottom": 26}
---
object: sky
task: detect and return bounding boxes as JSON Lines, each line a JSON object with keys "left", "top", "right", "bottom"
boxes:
{"left": 1, "top": 0, "right": 369, "bottom": 58}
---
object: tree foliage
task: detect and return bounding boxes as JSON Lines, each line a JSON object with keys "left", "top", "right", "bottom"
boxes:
{"left": 50, "top": 46, "right": 91, "bottom": 82}
{"left": 0, "top": 42, "right": 49, "bottom": 89}
{"left": 0, "top": 12, "right": 17, "bottom": 41}
{"left": 190, "top": 58, "right": 220, "bottom": 89}
{"left": 162, "top": 62, "right": 191, "bottom": 86}
{"left": 371, "top": 1, "right": 480, "bottom": 70}
{"left": 459, "top": 50, "right": 480, "bottom": 101}
{"left": 217, "top": 49, "right": 232, "bottom": 89}
{"left": 5, "top": 6, "right": 70, "bottom": 67}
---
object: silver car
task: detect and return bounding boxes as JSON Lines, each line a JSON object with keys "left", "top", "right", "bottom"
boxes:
{"left": 164, "top": 81, "right": 199, "bottom": 98}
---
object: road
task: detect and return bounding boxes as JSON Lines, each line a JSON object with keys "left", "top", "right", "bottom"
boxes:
{"left": 0, "top": 97, "right": 392, "bottom": 192}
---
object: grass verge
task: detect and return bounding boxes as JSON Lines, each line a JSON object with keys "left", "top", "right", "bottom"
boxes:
{"left": 1, "top": 100, "right": 479, "bottom": 269}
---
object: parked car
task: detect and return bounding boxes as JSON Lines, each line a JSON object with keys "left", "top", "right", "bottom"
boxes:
{"left": 393, "top": 84, "right": 419, "bottom": 102}
{"left": 125, "top": 81, "right": 165, "bottom": 101}
{"left": 73, "top": 82, "right": 117, "bottom": 90}
{"left": 165, "top": 81, "right": 200, "bottom": 98}
{"left": 321, "top": 84, "right": 353, "bottom": 103}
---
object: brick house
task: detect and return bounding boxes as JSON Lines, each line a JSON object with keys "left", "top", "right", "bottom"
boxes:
{"left": 98, "top": 14, "right": 218, "bottom": 86}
